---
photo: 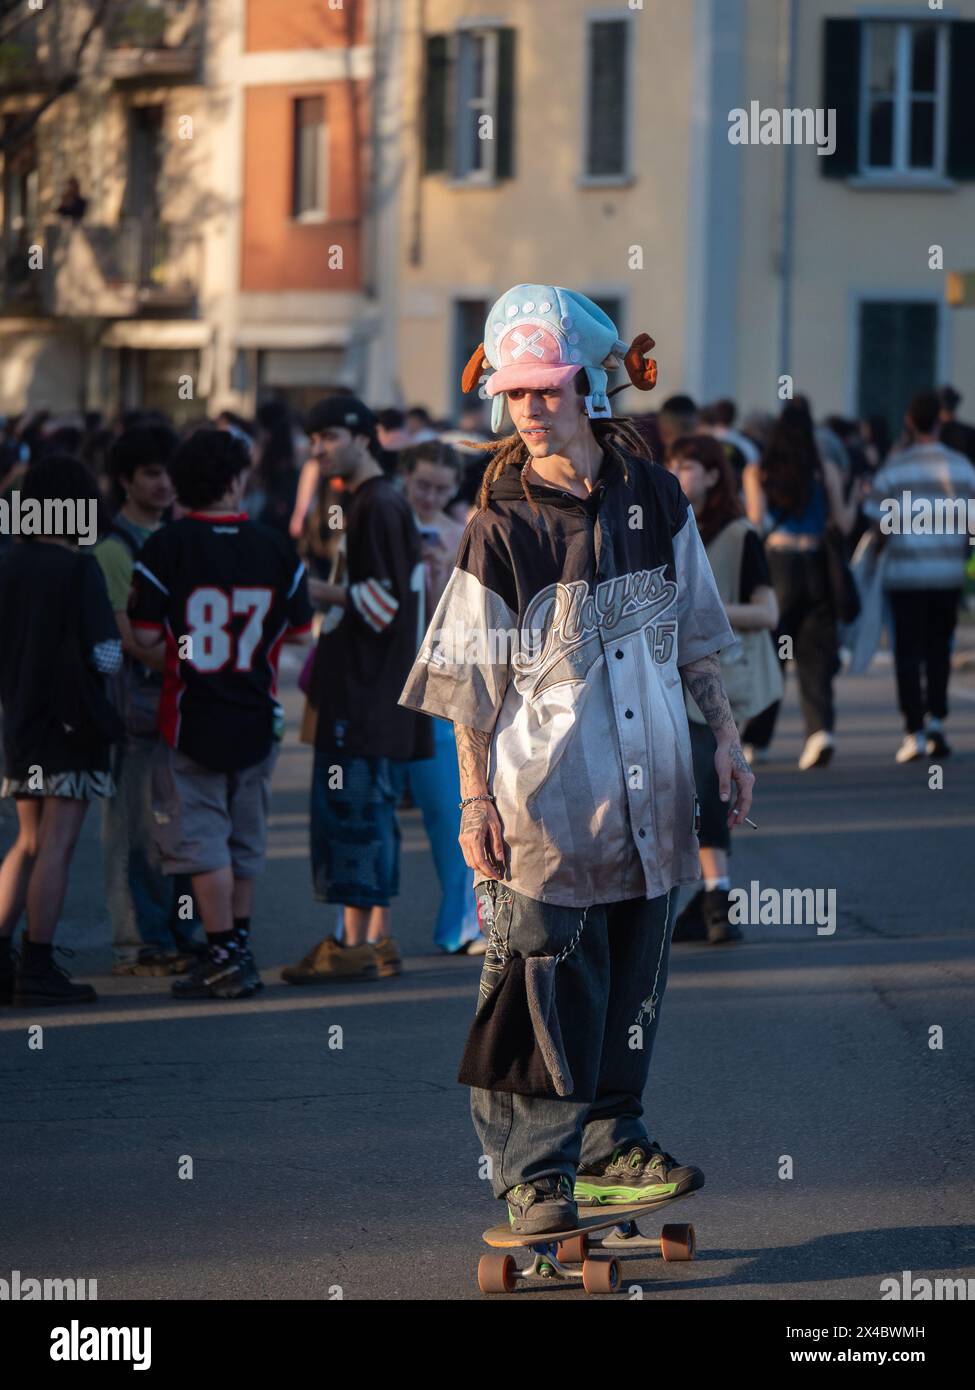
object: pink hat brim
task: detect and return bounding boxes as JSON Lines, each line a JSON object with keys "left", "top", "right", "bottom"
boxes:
{"left": 484, "top": 363, "right": 583, "bottom": 397}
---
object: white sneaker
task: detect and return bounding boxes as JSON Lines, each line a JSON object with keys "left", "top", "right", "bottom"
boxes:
{"left": 462, "top": 936, "right": 489, "bottom": 956}
{"left": 798, "top": 730, "right": 834, "bottom": 770}
{"left": 895, "top": 732, "right": 926, "bottom": 763}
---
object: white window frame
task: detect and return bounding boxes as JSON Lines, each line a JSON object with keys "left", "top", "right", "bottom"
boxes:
{"left": 580, "top": 10, "right": 634, "bottom": 186}
{"left": 452, "top": 27, "right": 501, "bottom": 185}
{"left": 858, "top": 19, "right": 949, "bottom": 180}
{"left": 291, "top": 96, "right": 328, "bottom": 224}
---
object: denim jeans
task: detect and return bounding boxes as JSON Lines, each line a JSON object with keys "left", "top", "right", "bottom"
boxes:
{"left": 389, "top": 719, "right": 481, "bottom": 951}
{"left": 311, "top": 750, "right": 403, "bottom": 908}
{"left": 103, "top": 737, "right": 174, "bottom": 952}
{"left": 469, "top": 880, "right": 674, "bottom": 1199}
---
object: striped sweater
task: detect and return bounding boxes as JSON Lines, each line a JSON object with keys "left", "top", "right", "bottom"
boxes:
{"left": 863, "top": 443, "right": 975, "bottom": 590}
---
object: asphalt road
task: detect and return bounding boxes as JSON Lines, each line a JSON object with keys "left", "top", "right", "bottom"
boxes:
{"left": 1, "top": 643, "right": 973, "bottom": 1301}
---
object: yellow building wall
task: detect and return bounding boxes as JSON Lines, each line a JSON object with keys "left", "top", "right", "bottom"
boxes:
{"left": 736, "top": 0, "right": 975, "bottom": 418}
{"left": 398, "top": 0, "right": 697, "bottom": 418}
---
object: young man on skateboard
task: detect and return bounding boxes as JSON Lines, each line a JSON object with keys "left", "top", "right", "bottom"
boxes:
{"left": 400, "top": 286, "right": 754, "bottom": 1234}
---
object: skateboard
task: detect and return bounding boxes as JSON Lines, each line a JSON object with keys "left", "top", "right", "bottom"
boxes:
{"left": 479, "top": 1193, "right": 696, "bottom": 1294}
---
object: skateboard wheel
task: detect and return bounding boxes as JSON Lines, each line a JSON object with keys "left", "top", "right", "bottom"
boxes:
{"left": 478, "top": 1252, "right": 517, "bottom": 1293}
{"left": 660, "top": 1223, "right": 695, "bottom": 1262}
{"left": 582, "top": 1257, "right": 621, "bottom": 1294}
{"left": 556, "top": 1235, "right": 589, "bottom": 1264}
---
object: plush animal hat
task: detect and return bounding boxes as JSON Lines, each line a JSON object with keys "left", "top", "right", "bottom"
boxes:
{"left": 461, "top": 284, "right": 657, "bottom": 433}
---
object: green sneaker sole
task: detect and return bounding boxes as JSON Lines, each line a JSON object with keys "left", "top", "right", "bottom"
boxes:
{"left": 574, "top": 1179, "right": 680, "bottom": 1205}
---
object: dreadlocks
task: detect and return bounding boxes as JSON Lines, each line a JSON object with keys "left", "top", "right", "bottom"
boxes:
{"left": 465, "top": 415, "right": 654, "bottom": 516}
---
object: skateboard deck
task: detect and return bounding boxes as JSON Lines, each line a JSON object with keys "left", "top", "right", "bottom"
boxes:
{"left": 479, "top": 1193, "right": 697, "bottom": 1295}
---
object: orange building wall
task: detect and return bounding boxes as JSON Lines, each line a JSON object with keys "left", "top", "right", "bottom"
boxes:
{"left": 245, "top": 0, "right": 366, "bottom": 52}
{"left": 241, "top": 83, "right": 366, "bottom": 292}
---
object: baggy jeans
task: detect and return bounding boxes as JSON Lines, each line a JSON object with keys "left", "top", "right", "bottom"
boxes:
{"left": 469, "top": 879, "right": 674, "bottom": 1199}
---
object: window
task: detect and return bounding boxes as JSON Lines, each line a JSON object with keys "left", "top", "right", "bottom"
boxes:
{"left": 453, "top": 298, "right": 489, "bottom": 416}
{"left": 584, "top": 18, "right": 630, "bottom": 180}
{"left": 857, "top": 301, "right": 938, "bottom": 440}
{"left": 456, "top": 31, "right": 494, "bottom": 179}
{"left": 822, "top": 18, "right": 975, "bottom": 182}
{"left": 422, "top": 28, "right": 516, "bottom": 182}
{"left": 861, "top": 21, "right": 947, "bottom": 176}
{"left": 586, "top": 294, "right": 624, "bottom": 391}
{"left": 292, "top": 97, "right": 326, "bottom": 219}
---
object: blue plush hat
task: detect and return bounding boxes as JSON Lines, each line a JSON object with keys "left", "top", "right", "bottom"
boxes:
{"left": 470, "top": 284, "right": 631, "bottom": 434}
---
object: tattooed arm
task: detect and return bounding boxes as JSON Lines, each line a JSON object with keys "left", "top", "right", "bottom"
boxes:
{"left": 455, "top": 723, "right": 508, "bottom": 881}
{"left": 679, "top": 652, "right": 756, "bottom": 828}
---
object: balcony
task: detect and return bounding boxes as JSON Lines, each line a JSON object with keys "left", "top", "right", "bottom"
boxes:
{"left": 42, "top": 217, "right": 201, "bottom": 317}
{"left": 102, "top": 1, "right": 201, "bottom": 83}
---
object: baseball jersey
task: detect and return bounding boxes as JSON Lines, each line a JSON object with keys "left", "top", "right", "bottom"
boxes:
{"left": 399, "top": 449, "right": 735, "bottom": 907}
{"left": 130, "top": 512, "right": 313, "bottom": 772}
{"left": 313, "top": 475, "right": 433, "bottom": 761}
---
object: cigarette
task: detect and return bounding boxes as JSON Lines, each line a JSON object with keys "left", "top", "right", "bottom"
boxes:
{"left": 744, "top": 817, "right": 758, "bottom": 829}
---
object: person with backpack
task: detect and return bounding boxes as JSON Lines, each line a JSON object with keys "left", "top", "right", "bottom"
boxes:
{"left": 666, "top": 435, "right": 781, "bottom": 944}
{"left": 95, "top": 425, "right": 202, "bottom": 975}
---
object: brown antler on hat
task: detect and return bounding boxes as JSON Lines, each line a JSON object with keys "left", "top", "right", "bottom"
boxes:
{"left": 624, "top": 333, "right": 657, "bottom": 390}
{"left": 461, "top": 342, "right": 488, "bottom": 395}
{"left": 608, "top": 333, "right": 657, "bottom": 398}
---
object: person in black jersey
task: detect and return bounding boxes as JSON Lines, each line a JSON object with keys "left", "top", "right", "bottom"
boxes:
{"left": 130, "top": 430, "right": 313, "bottom": 1000}
{"left": 282, "top": 397, "right": 433, "bottom": 986}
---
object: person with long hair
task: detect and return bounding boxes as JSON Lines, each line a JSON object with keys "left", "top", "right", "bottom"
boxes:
{"left": 666, "top": 436, "right": 781, "bottom": 944}
{"left": 742, "top": 402, "right": 858, "bottom": 769}
{"left": 400, "top": 286, "right": 751, "bottom": 1236}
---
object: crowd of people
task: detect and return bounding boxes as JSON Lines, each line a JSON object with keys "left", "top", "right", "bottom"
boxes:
{"left": 0, "top": 378, "right": 972, "bottom": 1003}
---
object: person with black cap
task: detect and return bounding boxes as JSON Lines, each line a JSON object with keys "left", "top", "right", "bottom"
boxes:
{"left": 283, "top": 397, "right": 433, "bottom": 985}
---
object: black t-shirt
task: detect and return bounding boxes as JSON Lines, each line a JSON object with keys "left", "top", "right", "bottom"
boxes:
{"left": 314, "top": 476, "right": 433, "bottom": 761}
{"left": 739, "top": 527, "right": 771, "bottom": 603}
{"left": 0, "top": 543, "right": 118, "bottom": 777}
{"left": 130, "top": 512, "right": 313, "bottom": 772}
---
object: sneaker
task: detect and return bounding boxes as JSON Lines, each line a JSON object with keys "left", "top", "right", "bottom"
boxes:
{"left": 372, "top": 935, "right": 402, "bottom": 978}
{"left": 895, "top": 732, "right": 926, "bottom": 764}
{"left": 13, "top": 951, "right": 97, "bottom": 1007}
{"left": 671, "top": 889, "right": 707, "bottom": 943}
{"left": 925, "top": 719, "right": 951, "bottom": 758}
{"left": 505, "top": 1175, "right": 577, "bottom": 1236}
{"left": 798, "top": 730, "right": 834, "bottom": 770}
{"left": 171, "top": 948, "right": 263, "bottom": 1000}
{"left": 448, "top": 936, "right": 489, "bottom": 956}
{"left": 702, "top": 887, "right": 742, "bottom": 945}
{"left": 575, "top": 1142, "right": 704, "bottom": 1206}
{"left": 280, "top": 936, "right": 378, "bottom": 985}
{"left": 112, "top": 947, "right": 196, "bottom": 977}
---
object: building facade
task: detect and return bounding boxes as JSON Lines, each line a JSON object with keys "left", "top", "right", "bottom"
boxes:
{"left": 400, "top": 0, "right": 975, "bottom": 434}
{"left": 0, "top": 0, "right": 385, "bottom": 420}
{"left": 1, "top": 0, "right": 973, "bottom": 432}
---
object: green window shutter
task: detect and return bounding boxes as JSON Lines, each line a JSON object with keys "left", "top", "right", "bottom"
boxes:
{"left": 423, "top": 34, "right": 450, "bottom": 174}
{"left": 946, "top": 22, "right": 975, "bottom": 180}
{"left": 821, "top": 18, "right": 861, "bottom": 179}
{"left": 496, "top": 28, "right": 516, "bottom": 180}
